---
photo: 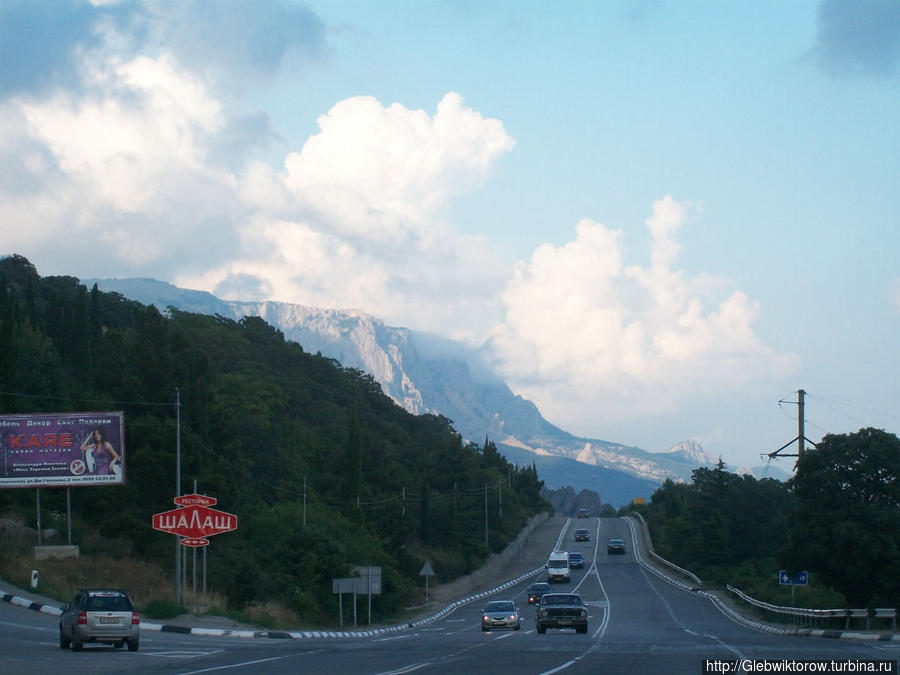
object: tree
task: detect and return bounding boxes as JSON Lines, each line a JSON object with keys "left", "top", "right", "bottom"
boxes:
{"left": 784, "top": 428, "right": 900, "bottom": 606}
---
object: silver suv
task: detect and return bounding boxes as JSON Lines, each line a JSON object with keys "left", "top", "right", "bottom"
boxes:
{"left": 59, "top": 589, "right": 140, "bottom": 651}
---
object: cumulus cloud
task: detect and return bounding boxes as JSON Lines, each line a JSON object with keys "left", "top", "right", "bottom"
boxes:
{"left": 282, "top": 92, "right": 516, "bottom": 224}
{"left": 1, "top": 47, "right": 248, "bottom": 276}
{"left": 182, "top": 92, "right": 515, "bottom": 338}
{"left": 809, "top": 0, "right": 900, "bottom": 77}
{"left": 0, "top": 6, "right": 516, "bottom": 339}
{"left": 489, "top": 196, "right": 796, "bottom": 435}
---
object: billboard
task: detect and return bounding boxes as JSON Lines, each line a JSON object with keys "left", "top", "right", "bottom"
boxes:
{"left": 0, "top": 412, "right": 125, "bottom": 488}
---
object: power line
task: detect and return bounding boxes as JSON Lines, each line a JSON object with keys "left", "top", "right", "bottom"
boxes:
{"left": 0, "top": 389, "right": 174, "bottom": 407}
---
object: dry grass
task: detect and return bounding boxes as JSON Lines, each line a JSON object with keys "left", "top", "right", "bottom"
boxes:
{"left": 0, "top": 534, "right": 308, "bottom": 628}
{"left": 1, "top": 539, "right": 174, "bottom": 609}
{"left": 238, "top": 600, "right": 303, "bottom": 629}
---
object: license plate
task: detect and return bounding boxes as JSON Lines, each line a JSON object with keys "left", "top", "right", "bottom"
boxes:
{"left": 99, "top": 617, "right": 119, "bottom": 624}
{"left": 558, "top": 620, "right": 571, "bottom": 625}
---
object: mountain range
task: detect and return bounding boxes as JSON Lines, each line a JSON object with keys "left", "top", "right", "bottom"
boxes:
{"left": 82, "top": 277, "right": 788, "bottom": 504}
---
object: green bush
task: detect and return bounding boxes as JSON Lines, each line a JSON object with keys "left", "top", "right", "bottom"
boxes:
{"left": 141, "top": 598, "right": 183, "bottom": 619}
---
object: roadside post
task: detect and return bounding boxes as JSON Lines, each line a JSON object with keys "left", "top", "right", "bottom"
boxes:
{"left": 779, "top": 569, "right": 808, "bottom": 606}
{"left": 419, "top": 561, "right": 435, "bottom": 603}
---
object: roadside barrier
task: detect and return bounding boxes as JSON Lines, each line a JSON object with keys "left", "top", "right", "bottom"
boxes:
{"left": 623, "top": 512, "right": 899, "bottom": 642}
{"left": 726, "top": 584, "right": 897, "bottom": 632}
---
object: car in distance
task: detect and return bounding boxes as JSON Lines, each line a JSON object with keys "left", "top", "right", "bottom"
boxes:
{"left": 481, "top": 599, "right": 521, "bottom": 631}
{"left": 59, "top": 589, "right": 140, "bottom": 651}
{"left": 527, "top": 582, "right": 552, "bottom": 605}
{"left": 535, "top": 593, "right": 588, "bottom": 634}
{"left": 574, "top": 528, "right": 590, "bottom": 542}
{"left": 568, "top": 552, "right": 584, "bottom": 568}
{"left": 576, "top": 508, "right": 589, "bottom": 518}
{"left": 607, "top": 538, "right": 626, "bottom": 554}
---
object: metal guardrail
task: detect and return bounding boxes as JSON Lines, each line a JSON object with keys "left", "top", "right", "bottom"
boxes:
{"left": 626, "top": 511, "right": 897, "bottom": 633}
{"left": 627, "top": 511, "right": 703, "bottom": 587}
{"left": 726, "top": 585, "right": 897, "bottom": 631}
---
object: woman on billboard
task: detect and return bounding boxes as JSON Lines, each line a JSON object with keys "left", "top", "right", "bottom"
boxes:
{"left": 80, "top": 427, "right": 122, "bottom": 477}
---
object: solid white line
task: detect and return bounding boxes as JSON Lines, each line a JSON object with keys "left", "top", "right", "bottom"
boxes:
{"left": 541, "top": 660, "right": 577, "bottom": 674}
{"left": 180, "top": 656, "right": 287, "bottom": 674}
{"left": 374, "top": 661, "right": 434, "bottom": 674}
{"left": 626, "top": 519, "right": 747, "bottom": 660}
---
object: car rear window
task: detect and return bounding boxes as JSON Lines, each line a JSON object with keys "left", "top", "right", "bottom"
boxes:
{"left": 84, "top": 595, "right": 132, "bottom": 611}
{"left": 544, "top": 595, "right": 581, "bottom": 605}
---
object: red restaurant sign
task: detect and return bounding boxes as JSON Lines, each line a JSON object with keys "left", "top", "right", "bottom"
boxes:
{"left": 152, "top": 493, "right": 237, "bottom": 546}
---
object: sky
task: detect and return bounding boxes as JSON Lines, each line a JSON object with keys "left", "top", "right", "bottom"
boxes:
{"left": 1, "top": 0, "right": 898, "bottom": 472}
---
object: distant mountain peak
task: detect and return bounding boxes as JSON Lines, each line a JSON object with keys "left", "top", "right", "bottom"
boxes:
{"left": 663, "top": 439, "right": 715, "bottom": 466}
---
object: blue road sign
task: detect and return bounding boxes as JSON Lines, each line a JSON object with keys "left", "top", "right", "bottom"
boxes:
{"left": 779, "top": 570, "right": 808, "bottom": 585}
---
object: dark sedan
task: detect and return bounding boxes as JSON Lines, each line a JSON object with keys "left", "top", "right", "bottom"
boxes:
{"left": 527, "top": 582, "right": 552, "bottom": 605}
{"left": 607, "top": 538, "right": 626, "bottom": 554}
{"left": 574, "top": 528, "right": 590, "bottom": 542}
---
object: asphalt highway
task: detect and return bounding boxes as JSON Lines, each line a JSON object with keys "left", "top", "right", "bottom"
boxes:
{"left": 2, "top": 516, "right": 896, "bottom": 674}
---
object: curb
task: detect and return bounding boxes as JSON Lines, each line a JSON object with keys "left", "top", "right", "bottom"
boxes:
{"left": 3, "top": 565, "right": 548, "bottom": 641}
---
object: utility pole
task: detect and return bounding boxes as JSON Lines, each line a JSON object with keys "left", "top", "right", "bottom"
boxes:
{"left": 484, "top": 483, "right": 488, "bottom": 547}
{"left": 767, "top": 389, "right": 816, "bottom": 460}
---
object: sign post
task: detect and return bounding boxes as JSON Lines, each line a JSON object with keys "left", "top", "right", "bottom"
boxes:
{"left": 779, "top": 570, "right": 808, "bottom": 606}
{"left": 153, "top": 493, "right": 237, "bottom": 608}
{"left": 355, "top": 566, "right": 381, "bottom": 625}
{"left": 419, "top": 562, "right": 435, "bottom": 603}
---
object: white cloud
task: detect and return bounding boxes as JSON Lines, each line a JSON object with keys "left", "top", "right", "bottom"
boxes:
{"left": 0, "top": 23, "right": 515, "bottom": 340}
{"left": 282, "top": 92, "right": 515, "bottom": 225}
{"left": 489, "top": 196, "right": 796, "bottom": 436}
{"left": 181, "top": 91, "right": 516, "bottom": 339}
{"left": 1, "top": 45, "right": 246, "bottom": 274}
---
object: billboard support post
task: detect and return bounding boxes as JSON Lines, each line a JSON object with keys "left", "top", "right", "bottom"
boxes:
{"left": 36, "top": 488, "right": 42, "bottom": 546}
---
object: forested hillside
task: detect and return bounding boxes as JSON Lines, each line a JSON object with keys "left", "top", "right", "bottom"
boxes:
{"left": 0, "top": 255, "right": 550, "bottom": 622}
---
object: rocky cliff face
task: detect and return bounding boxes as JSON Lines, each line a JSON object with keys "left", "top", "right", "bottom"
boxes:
{"left": 83, "top": 277, "right": 728, "bottom": 498}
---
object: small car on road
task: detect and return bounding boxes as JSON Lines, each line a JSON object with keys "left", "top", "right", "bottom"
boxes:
{"left": 481, "top": 599, "right": 521, "bottom": 631}
{"left": 574, "top": 528, "right": 590, "bottom": 542}
{"left": 535, "top": 593, "right": 588, "bottom": 634}
{"left": 527, "top": 582, "right": 552, "bottom": 605}
{"left": 568, "top": 552, "right": 584, "bottom": 568}
{"left": 59, "top": 589, "right": 140, "bottom": 651}
{"left": 576, "top": 508, "right": 590, "bottom": 518}
{"left": 607, "top": 538, "right": 626, "bottom": 554}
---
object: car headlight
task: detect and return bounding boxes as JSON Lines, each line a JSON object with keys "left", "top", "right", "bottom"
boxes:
{"left": 541, "top": 610, "right": 548, "bottom": 617}
{"left": 580, "top": 610, "right": 587, "bottom": 617}
{"left": 483, "top": 615, "right": 490, "bottom": 621}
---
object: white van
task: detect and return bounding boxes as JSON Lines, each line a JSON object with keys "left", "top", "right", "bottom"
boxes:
{"left": 547, "top": 551, "right": 571, "bottom": 583}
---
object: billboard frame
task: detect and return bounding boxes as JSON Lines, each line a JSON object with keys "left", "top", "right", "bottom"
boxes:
{"left": 0, "top": 411, "right": 126, "bottom": 488}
